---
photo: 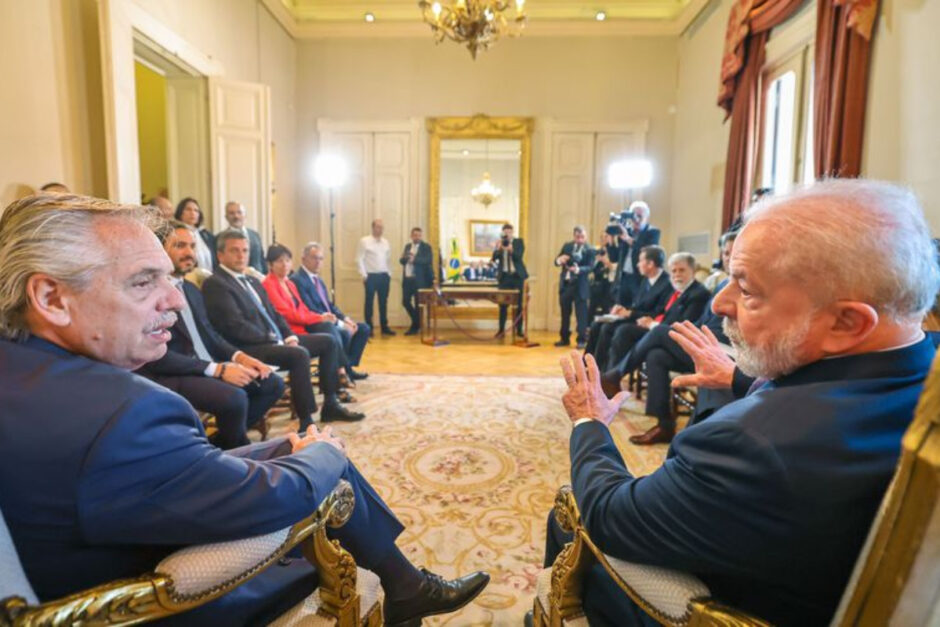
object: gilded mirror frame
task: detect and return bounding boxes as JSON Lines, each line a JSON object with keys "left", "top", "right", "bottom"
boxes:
{"left": 427, "top": 115, "right": 534, "bottom": 266}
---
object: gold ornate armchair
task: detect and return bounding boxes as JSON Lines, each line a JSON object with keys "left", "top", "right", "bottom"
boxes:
{"left": 1, "top": 480, "right": 383, "bottom": 627}
{"left": 536, "top": 350, "right": 940, "bottom": 626}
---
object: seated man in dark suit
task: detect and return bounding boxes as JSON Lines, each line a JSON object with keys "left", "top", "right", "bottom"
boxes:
{"left": 609, "top": 233, "right": 745, "bottom": 445}
{"left": 584, "top": 245, "right": 672, "bottom": 364}
{"left": 602, "top": 252, "right": 710, "bottom": 376}
{"left": 136, "top": 222, "right": 284, "bottom": 449}
{"left": 543, "top": 179, "right": 939, "bottom": 626}
{"left": 203, "top": 231, "right": 364, "bottom": 427}
{"left": 292, "top": 241, "right": 370, "bottom": 380}
{"left": 0, "top": 194, "right": 488, "bottom": 627}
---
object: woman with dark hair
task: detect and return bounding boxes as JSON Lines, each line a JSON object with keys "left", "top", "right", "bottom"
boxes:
{"left": 262, "top": 244, "right": 357, "bottom": 395}
{"left": 175, "top": 197, "right": 215, "bottom": 271}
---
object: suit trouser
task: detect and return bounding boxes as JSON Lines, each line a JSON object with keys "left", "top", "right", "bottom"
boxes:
{"left": 164, "top": 460, "right": 405, "bottom": 627}
{"left": 559, "top": 282, "right": 588, "bottom": 343}
{"left": 617, "top": 272, "right": 639, "bottom": 308}
{"left": 337, "top": 321, "right": 370, "bottom": 367}
{"left": 305, "top": 321, "right": 348, "bottom": 368}
{"left": 150, "top": 374, "right": 285, "bottom": 450}
{"left": 401, "top": 277, "right": 420, "bottom": 330}
{"left": 543, "top": 511, "right": 658, "bottom": 627}
{"left": 589, "top": 281, "right": 613, "bottom": 321}
{"left": 497, "top": 273, "right": 525, "bottom": 334}
{"left": 608, "top": 323, "right": 649, "bottom": 372}
{"left": 243, "top": 334, "right": 339, "bottom": 421}
{"left": 364, "top": 272, "right": 391, "bottom": 330}
{"left": 588, "top": 318, "right": 631, "bottom": 366}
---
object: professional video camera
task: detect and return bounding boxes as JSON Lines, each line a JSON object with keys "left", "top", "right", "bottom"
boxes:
{"left": 605, "top": 208, "right": 636, "bottom": 236}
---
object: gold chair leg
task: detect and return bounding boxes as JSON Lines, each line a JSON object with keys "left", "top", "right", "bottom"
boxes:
{"left": 303, "top": 528, "right": 361, "bottom": 627}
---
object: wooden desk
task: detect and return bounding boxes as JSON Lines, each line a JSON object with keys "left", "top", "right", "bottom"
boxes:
{"left": 417, "top": 281, "right": 534, "bottom": 346}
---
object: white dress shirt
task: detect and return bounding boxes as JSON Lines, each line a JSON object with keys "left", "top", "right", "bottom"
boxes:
{"left": 404, "top": 242, "right": 419, "bottom": 278}
{"left": 192, "top": 227, "right": 214, "bottom": 272}
{"left": 356, "top": 236, "right": 391, "bottom": 277}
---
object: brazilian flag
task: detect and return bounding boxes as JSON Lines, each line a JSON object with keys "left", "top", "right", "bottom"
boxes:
{"left": 445, "top": 237, "right": 462, "bottom": 282}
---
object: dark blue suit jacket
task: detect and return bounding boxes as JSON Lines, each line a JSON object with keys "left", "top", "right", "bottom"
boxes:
{"left": 569, "top": 336, "right": 935, "bottom": 625}
{"left": 291, "top": 269, "right": 345, "bottom": 319}
{"left": 0, "top": 336, "right": 353, "bottom": 622}
{"left": 202, "top": 270, "right": 293, "bottom": 347}
{"left": 626, "top": 272, "right": 672, "bottom": 318}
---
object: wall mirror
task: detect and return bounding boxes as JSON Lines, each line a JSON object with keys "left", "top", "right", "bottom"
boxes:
{"left": 428, "top": 115, "right": 533, "bottom": 273}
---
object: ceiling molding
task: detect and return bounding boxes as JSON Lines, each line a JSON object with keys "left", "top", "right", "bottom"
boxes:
{"left": 261, "top": 0, "right": 715, "bottom": 40}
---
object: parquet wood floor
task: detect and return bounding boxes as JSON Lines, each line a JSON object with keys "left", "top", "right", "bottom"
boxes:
{"left": 357, "top": 329, "right": 578, "bottom": 377}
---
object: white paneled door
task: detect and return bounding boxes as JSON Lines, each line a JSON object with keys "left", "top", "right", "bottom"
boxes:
{"left": 209, "top": 78, "right": 272, "bottom": 244}
{"left": 166, "top": 77, "right": 210, "bottom": 225}
{"left": 317, "top": 123, "right": 419, "bottom": 325}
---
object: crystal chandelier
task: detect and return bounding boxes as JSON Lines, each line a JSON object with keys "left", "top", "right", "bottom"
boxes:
{"left": 471, "top": 172, "right": 502, "bottom": 207}
{"left": 417, "top": 0, "right": 527, "bottom": 59}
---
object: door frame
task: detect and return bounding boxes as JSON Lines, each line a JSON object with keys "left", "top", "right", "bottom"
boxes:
{"left": 98, "top": 0, "right": 223, "bottom": 203}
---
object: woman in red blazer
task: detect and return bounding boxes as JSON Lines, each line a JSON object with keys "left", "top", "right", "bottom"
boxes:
{"left": 263, "top": 245, "right": 356, "bottom": 394}
{"left": 263, "top": 245, "right": 327, "bottom": 334}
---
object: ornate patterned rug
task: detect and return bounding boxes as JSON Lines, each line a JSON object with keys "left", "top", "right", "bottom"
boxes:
{"left": 263, "top": 374, "right": 671, "bottom": 625}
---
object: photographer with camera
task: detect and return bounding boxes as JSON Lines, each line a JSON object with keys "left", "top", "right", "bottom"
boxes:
{"left": 609, "top": 201, "right": 660, "bottom": 306}
{"left": 491, "top": 223, "right": 527, "bottom": 338}
{"left": 589, "top": 234, "right": 619, "bottom": 319}
{"left": 554, "top": 226, "right": 596, "bottom": 348}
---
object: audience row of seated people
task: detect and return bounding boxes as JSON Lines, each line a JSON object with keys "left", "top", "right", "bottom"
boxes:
{"left": 0, "top": 193, "right": 490, "bottom": 626}
{"left": 137, "top": 222, "right": 370, "bottom": 452}
{"left": 461, "top": 260, "right": 497, "bottom": 281}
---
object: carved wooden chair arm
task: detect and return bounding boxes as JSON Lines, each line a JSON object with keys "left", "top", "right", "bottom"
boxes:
{"left": 544, "top": 485, "right": 771, "bottom": 627}
{"left": 2, "top": 479, "right": 358, "bottom": 627}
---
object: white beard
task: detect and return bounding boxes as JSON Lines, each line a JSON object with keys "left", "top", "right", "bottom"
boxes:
{"left": 723, "top": 316, "right": 811, "bottom": 380}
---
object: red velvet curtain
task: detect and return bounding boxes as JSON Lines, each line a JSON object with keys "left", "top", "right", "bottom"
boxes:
{"left": 718, "top": 0, "right": 806, "bottom": 230}
{"left": 814, "top": 0, "right": 880, "bottom": 178}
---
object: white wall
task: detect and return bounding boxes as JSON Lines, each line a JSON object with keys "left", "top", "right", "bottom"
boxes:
{"left": 863, "top": 0, "right": 940, "bottom": 234}
{"left": 669, "top": 0, "right": 734, "bottom": 262}
{"left": 294, "top": 36, "right": 679, "bottom": 248}
{"left": 0, "top": 0, "right": 107, "bottom": 205}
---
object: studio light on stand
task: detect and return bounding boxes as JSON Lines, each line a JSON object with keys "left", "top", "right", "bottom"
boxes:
{"left": 313, "top": 154, "right": 348, "bottom": 299}
{"left": 608, "top": 158, "right": 653, "bottom": 196}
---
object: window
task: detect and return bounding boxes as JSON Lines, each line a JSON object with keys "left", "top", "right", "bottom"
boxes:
{"left": 758, "top": 27, "right": 815, "bottom": 195}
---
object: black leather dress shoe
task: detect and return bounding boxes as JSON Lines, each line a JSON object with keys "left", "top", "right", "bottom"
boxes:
{"left": 381, "top": 327, "right": 397, "bottom": 336}
{"left": 320, "top": 403, "right": 365, "bottom": 422}
{"left": 384, "top": 568, "right": 490, "bottom": 627}
{"left": 553, "top": 339, "right": 570, "bottom": 347}
{"left": 403, "top": 328, "right": 419, "bottom": 336}
{"left": 347, "top": 368, "right": 369, "bottom": 381}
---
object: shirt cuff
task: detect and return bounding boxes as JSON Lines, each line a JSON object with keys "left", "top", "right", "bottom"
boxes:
{"left": 573, "top": 418, "right": 595, "bottom": 428}
{"left": 648, "top": 321, "right": 660, "bottom": 329}
{"left": 204, "top": 362, "right": 219, "bottom": 377}
{"left": 286, "top": 335, "right": 298, "bottom": 344}
{"left": 231, "top": 351, "right": 243, "bottom": 362}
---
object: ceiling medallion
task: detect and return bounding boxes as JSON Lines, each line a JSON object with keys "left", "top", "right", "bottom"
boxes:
{"left": 417, "top": 0, "right": 527, "bottom": 59}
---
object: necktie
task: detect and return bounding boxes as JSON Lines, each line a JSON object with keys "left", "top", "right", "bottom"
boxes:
{"left": 176, "top": 284, "right": 213, "bottom": 361}
{"left": 654, "top": 290, "right": 681, "bottom": 323}
{"left": 238, "top": 276, "right": 283, "bottom": 342}
{"left": 503, "top": 247, "right": 514, "bottom": 275}
{"left": 313, "top": 274, "right": 331, "bottom": 310}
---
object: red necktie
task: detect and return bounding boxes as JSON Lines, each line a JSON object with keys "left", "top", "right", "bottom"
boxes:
{"left": 654, "top": 290, "right": 680, "bottom": 323}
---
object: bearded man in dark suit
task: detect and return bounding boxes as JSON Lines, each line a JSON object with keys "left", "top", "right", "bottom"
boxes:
{"left": 543, "top": 180, "right": 939, "bottom": 626}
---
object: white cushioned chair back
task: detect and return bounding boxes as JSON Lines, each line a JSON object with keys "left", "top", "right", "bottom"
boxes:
{"left": 0, "top": 505, "right": 39, "bottom": 605}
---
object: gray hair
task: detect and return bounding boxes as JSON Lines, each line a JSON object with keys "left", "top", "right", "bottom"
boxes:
{"left": 668, "top": 252, "right": 696, "bottom": 270}
{"left": 302, "top": 241, "right": 323, "bottom": 257}
{"left": 742, "top": 179, "right": 940, "bottom": 323}
{"left": 629, "top": 201, "right": 650, "bottom": 221}
{"left": 573, "top": 225, "right": 587, "bottom": 236}
{"left": 0, "top": 194, "right": 159, "bottom": 340}
{"left": 216, "top": 228, "right": 248, "bottom": 253}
